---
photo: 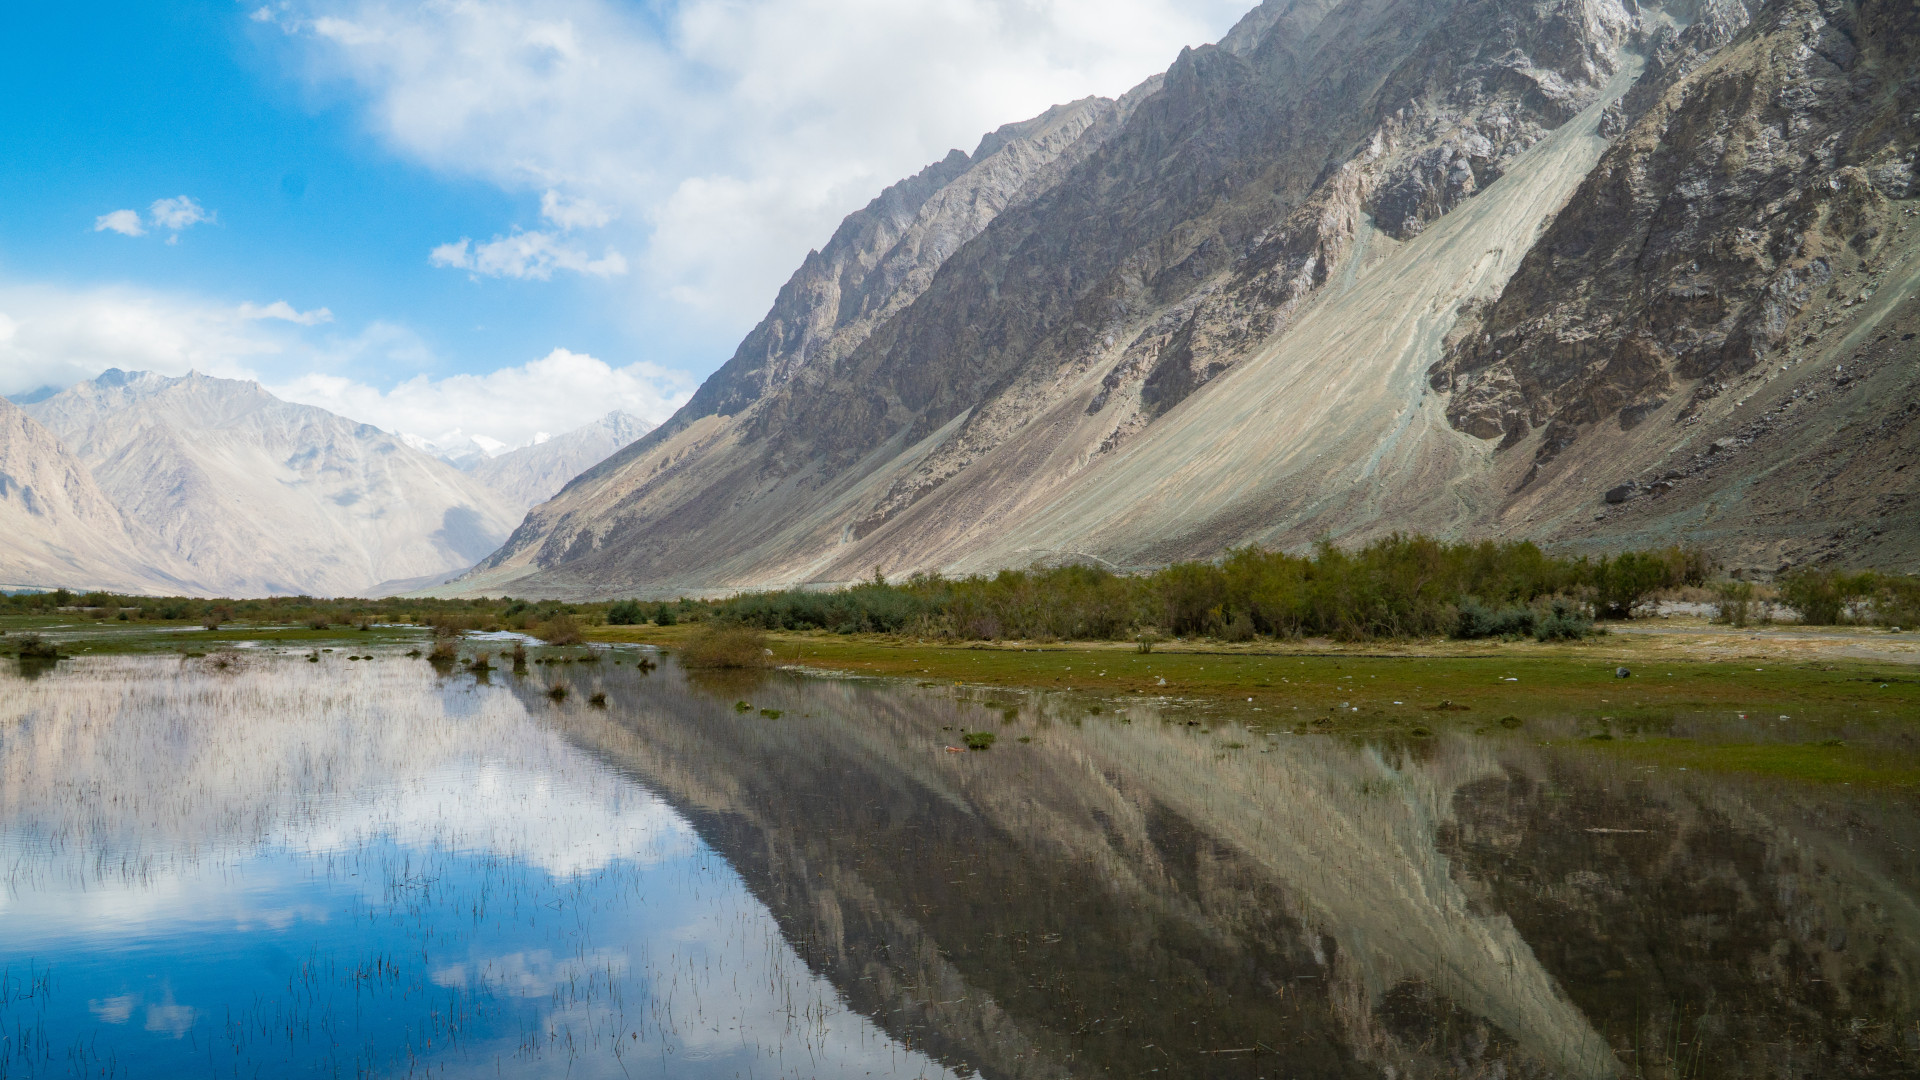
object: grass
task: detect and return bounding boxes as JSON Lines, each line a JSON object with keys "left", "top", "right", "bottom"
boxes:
{"left": 591, "top": 622, "right": 1915, "bottom": 715}
{"left": 1595, "top": 738, "right": 1920, "bottom": 788}
{"left": 585, "top": 621, "right": 1920, "bottom": 788}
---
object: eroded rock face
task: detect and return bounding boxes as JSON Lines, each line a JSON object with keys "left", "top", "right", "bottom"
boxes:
{"left": 1427, "top": 0, "right": 1915, "bottom": 480}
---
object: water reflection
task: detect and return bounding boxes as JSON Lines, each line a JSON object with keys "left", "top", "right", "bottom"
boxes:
{"left": 2, "top": 653, "right": 1917, "bottom": 1078}
{"left": 0, "top": 655, "right": 959, "bottom": 1079}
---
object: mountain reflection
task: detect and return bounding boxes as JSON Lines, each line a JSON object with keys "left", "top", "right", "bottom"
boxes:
{"left": 535, "top": 658, "right": 1920, "bottom": 1079}
{"left": 2, "top": 653, "right": 1915, "bottom": 1079}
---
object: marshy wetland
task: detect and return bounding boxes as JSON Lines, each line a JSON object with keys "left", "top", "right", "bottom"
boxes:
{"left": 2, "top": 630, "right": 1918, "bottom": 1078}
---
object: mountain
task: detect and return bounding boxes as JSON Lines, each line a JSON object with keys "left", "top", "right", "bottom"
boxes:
{"left": 26, "top": 370, "right": 519, "bottom": 597}
{"left": 0, "top": 395, "right": 190, "bottom": 593}
{"left": 459, "top": 411, "right": 651, "bottom": 516}
{"left": 458, "top": 0, "right": 1919, "bottom": 600}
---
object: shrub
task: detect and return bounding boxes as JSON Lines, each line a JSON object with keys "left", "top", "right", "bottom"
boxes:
{"left": 1778, "top": 569, "right": 1877, "bottom": 625}
{"left": 679, "top": 624, "right": 770, "bottom": 669}
{"left": 1872, "top": 575, "right": 1920, "bottom": 628}
{"left": 537, "top": 614, "right": 585, "bottom": 646}
{"left": 654, "top": 605, "right": 678, "bottom": 626}
{"left": 1533, "top": 598, "right": 1594, "bottom": 641}
{"left": 1712, "top": 581, "right": 1756, "bottom": 627}
{"left": 1591, "top": 552, "right": 1671, "bottom": 619}
{"left": 607, "top": 600, "right": 646, "bottom": 625}
{"left": 962, "top": 731, "right": 996, "bottom": 750}
{"left": 426, "top": 639, "right": 458, "bottom": 666}
{"left": 1453, "top": 599, "right": 1536, "bottom": 640}
{"left": 12, "top": 634, "right": 59, "bottom": 659}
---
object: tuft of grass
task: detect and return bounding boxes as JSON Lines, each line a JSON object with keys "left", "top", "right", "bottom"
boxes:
{"left": 680, "top": 624, "right": 771, "bottom": 669}
{"left": 588, "top": 691, "right": 608, "bottom": 708}
{"left": 733, "top": 700, "right": 753, "bottom": 713}
{"left": 759, "top": 708, "right": 783, "bottom": 719}
{"left": 962, "top": 731, "right": 996, "bottom": 751}
{"left": 546, "top": 683, "right": 570, "bottom": 703}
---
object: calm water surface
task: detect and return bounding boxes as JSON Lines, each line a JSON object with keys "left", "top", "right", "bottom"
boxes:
{"left": 1, "top": 652, "right": 1916, "bottom": 1079}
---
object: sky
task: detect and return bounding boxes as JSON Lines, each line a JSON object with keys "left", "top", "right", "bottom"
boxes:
{"left": 0, "top": 0, "right": 1252, "bottom": 454}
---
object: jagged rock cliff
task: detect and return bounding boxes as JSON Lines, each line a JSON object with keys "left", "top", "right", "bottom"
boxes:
{"left": 27, "top": 370, "right": 518, "bottom": 597}
{"left": 457, "top": 0, "right": 1918, "bottom": 600}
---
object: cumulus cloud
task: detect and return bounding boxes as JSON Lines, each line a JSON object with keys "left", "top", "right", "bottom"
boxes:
{"left": 0, "top": 283, "right": 688, "bottom": 456}
{"left": 540, "top": 189, "right": 612, "bottom": 230}
{"left": 94, "top": 209, "right": 146, "bottom": 237}
{"left": 268, "top": 0, "right": 1250, "bottom": 334}
{"left": 0, "top": 284, "right": 286, "bottom": 396}
{"left": 238, "top": 300, "right": 335, "bottom": 325}
{"left": 429, "top": 231, "right": 628, "bottom": 280}
{"left": 91, "top": 198, "right": 215, "bottom": 242}
{"left": 149, "top": 196, "right": 215, "bottom": 232}
{"left": 270, "top": 348, "right": 692, "bottom": 452}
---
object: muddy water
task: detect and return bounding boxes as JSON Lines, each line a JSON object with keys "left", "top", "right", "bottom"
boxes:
{"left": 1, "top": 653, "right": 1916, "bottom": 1078}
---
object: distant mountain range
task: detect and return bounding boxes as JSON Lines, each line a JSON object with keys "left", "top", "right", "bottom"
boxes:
{"left": 0, "top": 370, "right": 647, "bottom": 596}
{"left": 457, "top": 412, "right": 651, "bottom": 517}
{"left": 449, "top": 0, "right": 1920, "bottom": 600}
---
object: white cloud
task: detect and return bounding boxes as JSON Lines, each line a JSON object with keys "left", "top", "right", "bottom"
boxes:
{"left": 0, "top": 284, "right": 287, "bottom": 396}
{"left": 271, "top": 0, "right": 1252, "bottom": 335}
{"left": 238, "top": 300, "right": 335, "bottom": 325}
{"left": 429, "top": 231, "right": 627, "bottom": 280}
{"left": 149, "top": 195, "right": 215, "bottom": 233}
{"left": 0, "top": 283, "right": 687, "bottom": 456}
{"left": 91, "top": 198, "right": 215, "bottom": 241}
{"left": 94, "top": 209, "right": 146, "bottom": 237}
{"left": 270, "top": 348, "right": 691, "bottom": 452}
{"left": 540, "top": 189, "right": 611, "bottom": 230}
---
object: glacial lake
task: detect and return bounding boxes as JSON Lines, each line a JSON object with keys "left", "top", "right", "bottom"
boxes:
{"left": 2, "top": 650, "right": 1916, "bottom": 1078}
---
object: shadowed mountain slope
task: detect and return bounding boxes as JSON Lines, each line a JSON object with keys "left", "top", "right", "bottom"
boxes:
{"left": 456, "top": 0, "right": 1918, "bottom": 600}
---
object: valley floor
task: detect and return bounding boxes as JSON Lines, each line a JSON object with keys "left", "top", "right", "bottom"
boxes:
{"left": 594, "top": 619, "right": 1920, "bottom": 788}
{"left": 6, "top": 612, "right": 1914, "bottom": 790}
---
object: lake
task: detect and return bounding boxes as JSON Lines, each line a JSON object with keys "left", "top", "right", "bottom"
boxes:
{"left": 2, "top": 649, "right": 1916, "bottom": 1078}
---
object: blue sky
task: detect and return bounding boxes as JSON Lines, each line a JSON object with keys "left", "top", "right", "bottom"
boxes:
{"left": 0, "top": 0, "right": 1249, "bottom": 452}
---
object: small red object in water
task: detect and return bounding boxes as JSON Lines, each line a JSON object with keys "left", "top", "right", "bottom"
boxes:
{"left": 944, "top": 745, "right": 966, "bottom": 753}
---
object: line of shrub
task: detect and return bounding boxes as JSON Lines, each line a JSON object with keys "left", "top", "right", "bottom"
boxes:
{"left": 709, "top": 536, "right": 1717, "bottom": 643}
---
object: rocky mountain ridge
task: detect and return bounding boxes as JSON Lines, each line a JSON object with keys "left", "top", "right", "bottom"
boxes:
{"left": 19, "top": 370, "right": 522, "bottom": 596}
{"left": 455, "top": 0, "right": 1908, "bottom": 597}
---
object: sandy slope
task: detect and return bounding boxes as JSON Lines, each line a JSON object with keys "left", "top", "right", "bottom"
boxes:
{"left": 823, "top": 57, "right": 1645, "bottom": 579}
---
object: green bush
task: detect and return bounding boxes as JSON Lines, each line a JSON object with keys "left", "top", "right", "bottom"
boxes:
{"left": 607, "top": 600, "right": 646, "bottom": 625}
{"left": 1532, "top": 599, "right": 1595, "bottom": 641}
{"left": 1453, "top": 599, "right": 1536, "bottom": 640}
{"left": 1778, "top": 569, "right": 1878, "bottom": 625}
{"left": 1712, "top": 581, "right": 1756, "bottom": 627}
{"left": 1591, "top": 551, "right": 1671, "bottom": 620}
{"left": 12, "top": 634, "right": 60, "bottom": 659}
